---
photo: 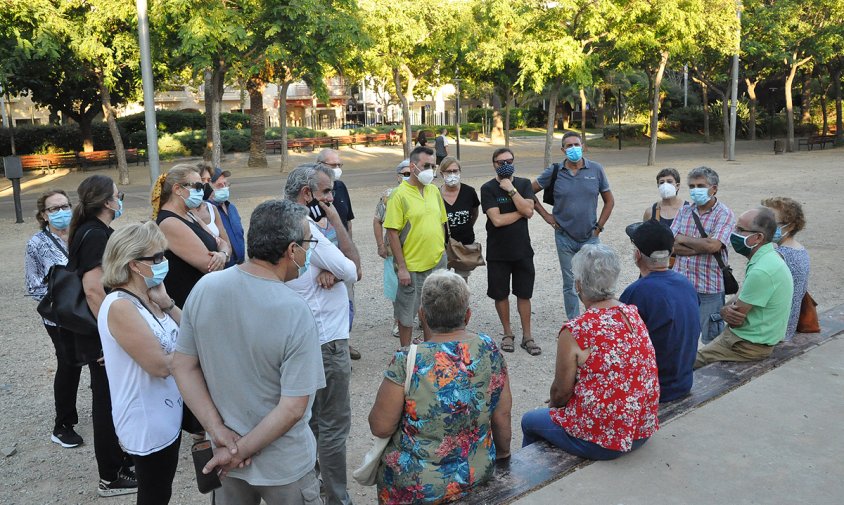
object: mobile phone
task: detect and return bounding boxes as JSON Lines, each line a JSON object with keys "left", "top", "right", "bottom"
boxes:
{"left": 191, "top": 440, "right": 222, "bottom": 494}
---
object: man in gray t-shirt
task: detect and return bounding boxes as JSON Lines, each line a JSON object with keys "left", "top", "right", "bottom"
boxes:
{"left": 173, "top": 199, "right": 326, "bottom": 505}
{"left": 532, "top": 131, "right": 615, "bottom": 320}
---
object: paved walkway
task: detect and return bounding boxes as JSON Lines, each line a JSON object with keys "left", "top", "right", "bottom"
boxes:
{"left": 515, "top": 335, "right": 844, "bottom": 505}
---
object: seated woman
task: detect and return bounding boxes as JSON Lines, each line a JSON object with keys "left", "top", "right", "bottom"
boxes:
{"left": 521, "top": 244, "right": 660, "bottom": 460}
{"left": 369, "top": 270, "right": 512, "bottom": 504}
{"left": 762, "top": 196, "right": 810, "bottom": 341}
{"left": 98, "top": 221, "right": 183, "bottom": 504}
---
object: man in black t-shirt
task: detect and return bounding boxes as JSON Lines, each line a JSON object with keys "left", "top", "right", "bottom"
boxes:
{"left": 480, "top": 148, "right": 541, "bottom": 356}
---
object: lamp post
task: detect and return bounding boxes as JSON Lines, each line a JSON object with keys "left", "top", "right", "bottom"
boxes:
{"left": 454, "top": 77, "right": 462, "bottom": 160}
{"left": 136, "top": 0, "right": 160, "bottom": 184}
{"left": 617, "top": 87, "right": 623, "bottom": 150}
{"left": 768, "top": 87, "right": 777, "bottom": 140}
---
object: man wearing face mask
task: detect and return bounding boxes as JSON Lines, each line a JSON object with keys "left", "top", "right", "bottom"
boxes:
{"left": 384, "top": 146, "right": 448, "bottom": 347}
{"left": 482, "top": 148, "right": 540, "bottom": 356}
{"left": 207, "top": 167, "right": 245, "bottom": 268}
{"left": 284, "top": 163, "right": 359, "bottom": 505}
{"left": 670, "top": 166, "right": 736, "bottom": 344}
{"left": 532, "top": 131, "right": 615, "bottom": 321}
{"left": 694, "top": 207, "right": 793, "bottom": 368}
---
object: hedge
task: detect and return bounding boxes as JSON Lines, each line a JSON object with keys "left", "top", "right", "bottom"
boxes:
{"left": 116, "top": 110, "right": 251, "bottom": 135}
{"left": 0, "top": 123, "right": 128, "bottom": 156}
{"left": 602, "top": 123, "right": 647, "bottom": 139}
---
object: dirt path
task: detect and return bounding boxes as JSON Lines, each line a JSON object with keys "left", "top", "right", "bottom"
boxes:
{"left": 0, "top": 140, "right": 840, "bottom": 504}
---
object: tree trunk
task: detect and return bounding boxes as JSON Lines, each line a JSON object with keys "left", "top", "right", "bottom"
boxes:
{"left": 595, "top": 89, "right": 605, "bottom": 129}
{"left": 580, "top": 88, "right": 587, "bottom": 139}
{"left": 204, "top": 69, "right": 213, "bottom": 160}
{"left": 247, "top": 76, "right": 267, "bottom": 168}
{"left": 820, "top": 89, "right": 828, "bottom": 136}
{"left": 504, "top": 97, "right": 511, "bottom": 148}
{"left": 746, "top": 78, "right": 757, "bottom": 141}
{"left": 785, "top": 62, "right": 798, "bottom": 152}
{"left": 393, "top": 67, "right": 412, "bottom": 158}
{"left": 702, "top": 83, "right": 710, "bottom": 143}
{"left": 491, "top": 92, "right": 504, "bottom": 143}
{"left": 800, "top": 71, "right": 811, "bottom": 124}
{"left": 210, "top": 62, "right": 226, "bottom": 167}
{"left": 278, "top": 79, "right": 291, "bottom": 172}
{"left": 831, "top": 63, "right": 843, "bottom": 145}
{"left": 722, "top": 95, "right": 730, "bottom": 159}
{"left": 544, "top": 83, "right": 560, "bottom": 170}
{"left": 647, "top": 51, "right": 669, "bottom": 166}
{"left": 97, "top": 73, "right": 129, "bottom": 185}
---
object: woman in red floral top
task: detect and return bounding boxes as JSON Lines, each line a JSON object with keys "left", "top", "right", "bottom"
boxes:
{"left": 521, "top": 244, "right": 660, "bottom": 459}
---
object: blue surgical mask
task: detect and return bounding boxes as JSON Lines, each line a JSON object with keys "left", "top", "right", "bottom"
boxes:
{"left": 212, "top": 187, "right": 230, "bottom": 203}
{"left": 689, "top": 188, "right": 711, "bottom": 206}
{"left": 184, "top": 189, "right": 204, "bottom": 209}
{"left": 294, "top": 244, "right": 312, "bottom": 276}
{"left": 773, "top": 226, "right": 786, "bottom": 244}
{"left": 113, "top": 199, "right": 124, "bottom": 219}
{"left": 402, "top": 176, "right": 411, "bottom": 182}
{"left": 140, "top": 259, "right": 169, "bottom": 288}
{"left": 47, "top": 209, "right": 72, "bottom": 230}
{"left": 565, "top": 146, "right": 583, "bottom": 163}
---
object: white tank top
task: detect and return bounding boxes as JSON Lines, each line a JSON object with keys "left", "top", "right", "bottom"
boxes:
{"left": 205, "top": 201, "right": 221, "bottom": 237}
{"left": 98, "top": 290, "right": 182, "bottom": 455}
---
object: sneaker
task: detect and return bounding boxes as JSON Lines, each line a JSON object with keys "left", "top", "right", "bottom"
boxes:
{"left": 392, "top": 323, "right": 400, "bottom": 338}
{"left": 97, "top": 469, "right": 138, "bottom": 497}
{"left": 51, "top": 426, "right": 83, "bottom": 448}
{"left": 349, "top": 345, "right": 361, "bottom": 360}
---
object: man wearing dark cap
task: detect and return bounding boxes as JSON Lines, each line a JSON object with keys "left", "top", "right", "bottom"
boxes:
{"left": 208, "top": 167, "right": 245, "bottom": 268}
{"left": 620, "top": 220, "right": 700, "bottom": 402}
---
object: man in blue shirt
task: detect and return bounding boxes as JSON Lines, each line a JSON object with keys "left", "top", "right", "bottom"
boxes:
{"left": 208, "top": 168, "right": 245, "bottom": 268}
{"left": 533, "top": 132, "right": 614, "bottom": 320}
{"left": 620, "top": 220, "right": 700, "bottom": 402}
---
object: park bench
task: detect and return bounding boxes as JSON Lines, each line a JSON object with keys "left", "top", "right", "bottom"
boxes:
{"left": 78, "top": 148, "right": 147, "bottom": 171}
{"left": 266, "top": 139, "right": 284, "bottom": 154}
{"left": 460, "top": 304, "right": 844, "bottom": 504}
{"left": 19, "top": 153, "right": 80, "bottom": 173}
{"left": 798, "top": 134, "right": 836, "bottom": 151}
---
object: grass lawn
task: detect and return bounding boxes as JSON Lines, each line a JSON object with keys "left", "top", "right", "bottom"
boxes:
{"left": 508, "top": 127, "right": 604, "bottom": 137}
{"left": 588, "top": 131, "right": 720, "bottom": 148}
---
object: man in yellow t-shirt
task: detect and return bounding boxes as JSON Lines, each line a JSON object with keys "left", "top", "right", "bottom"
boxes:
{"left": 384, "top": 146, "right": 448, "bottom": 346}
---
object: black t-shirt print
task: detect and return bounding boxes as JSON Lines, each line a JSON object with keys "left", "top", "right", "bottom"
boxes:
{"left": 444, "top": 183, "right": 480, "bottom": 245}
{"left": 480, "top": 176, "right": 535, "bottom": 261}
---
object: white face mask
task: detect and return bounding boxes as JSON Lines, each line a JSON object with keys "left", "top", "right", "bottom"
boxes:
{"left": 443, "top": 173, "right": 460, "bottom": 187}
{"left": 417, "top": 168, "right": 435, "bottom": 186}
{"left": 332, "top": 168, "right": 342, "bottom": 180}
{"left": 658, "top": 182, "right": 677, "bottom": 199}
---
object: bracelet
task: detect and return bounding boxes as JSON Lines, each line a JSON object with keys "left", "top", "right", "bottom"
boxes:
{"left": 221, "top": 251, "right": 229, "bottom": 259}
{"left": 161, "top": 299, "right": 176, "bottom": 313}
{"left": 507, "top": 188, "right": 517, "bottom": 198}
{"left": 595, "top": 224, "right": 604, "bottom": 232}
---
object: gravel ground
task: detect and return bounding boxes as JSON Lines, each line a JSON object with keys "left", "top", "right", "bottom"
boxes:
{"left": 0, "top": 140, "right": 841, "bottom": 504}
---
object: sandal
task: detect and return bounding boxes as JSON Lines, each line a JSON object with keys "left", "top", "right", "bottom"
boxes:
{"left": 520, "top": 339, "right": 542, "bottom": 356}
{"left": 500, "top": 335, "right": 515, "bottom": 353}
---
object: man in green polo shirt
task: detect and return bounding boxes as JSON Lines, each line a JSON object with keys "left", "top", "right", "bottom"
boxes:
{"left": 385, "top": 146, "right": 448, "bottom": 346}
{"left": 695, "top": 207, "right": 793, "bottom": 368}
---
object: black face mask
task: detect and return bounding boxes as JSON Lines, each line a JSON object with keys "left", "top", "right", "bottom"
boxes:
{"left": 202, "top": 183, "right": 214, "bottom": 201}
{"left": 307, "top": 197, "right": 327, "bottom": 221}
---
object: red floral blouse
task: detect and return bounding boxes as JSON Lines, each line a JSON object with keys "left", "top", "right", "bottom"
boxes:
{"left": 549, "top": 304, "right": 660, "bottom": 451}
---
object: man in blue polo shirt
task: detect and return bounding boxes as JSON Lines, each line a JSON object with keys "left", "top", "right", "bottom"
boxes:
{"left": 532, "top": 131, "right": 615, "bottom": 320}
{"left": 208, "top": 168, "right": 245, "bottom": 267}
{"left": 620, "top": 220, "right": 700, "bottom": 402}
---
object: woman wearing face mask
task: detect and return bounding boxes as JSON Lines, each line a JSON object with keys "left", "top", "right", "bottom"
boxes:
{"left": 151, "top": 165, "right": 224, "bottom": 309}
{"left": 25, "top": 190, "right": 86, "bottom": 449}
{"left": 195, "top": 163, "right": 232, "bottom": 245}
{"left": 439, "top": 157, "right": 480, "bottom": 280}
{"left": 642, "top": 168, "right": 687, "bottom": 228}
{"left": 68, "top": 175, "right": 138, "bottom": 496}
{"left": 762, "top": 197, "right": 810, "bottom": 341}
{"left": 99, "top": 222, "right": 183, "bottom": 505}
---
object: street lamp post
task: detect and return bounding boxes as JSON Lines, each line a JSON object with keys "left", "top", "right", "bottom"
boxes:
{"left": 454, "top": 77, "right": 462, "bottom": 160}
{"left": 768, "top": 87, "right": 777, "bottom": 140}
{"left": 617, "top": 87, "right": 622, "bottom": 150}
{"left": 136, "top": 0, "right": 160, "bottom": 184}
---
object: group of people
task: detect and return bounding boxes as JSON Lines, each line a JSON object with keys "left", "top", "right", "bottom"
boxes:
{"left": 24, "top": 132, "right": 812, "bottom": 504}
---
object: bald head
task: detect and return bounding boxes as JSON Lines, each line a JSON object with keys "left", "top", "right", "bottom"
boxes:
{"left": 738, "top": 207, "right": 777, "bottom": 244}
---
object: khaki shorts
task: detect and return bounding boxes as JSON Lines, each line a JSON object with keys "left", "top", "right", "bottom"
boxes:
{"left": 394, "top": 255, "right": 447, "bottom": 327}
{"left": 694, "top": 327, "right": 775, "bottom": 369}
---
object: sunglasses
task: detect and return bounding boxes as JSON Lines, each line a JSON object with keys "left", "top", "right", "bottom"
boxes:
{"left": 180, "top": 182, "right": 205, "bottom": 191}
{"left": 136, "top": 251, "right": 167, "bottom": 264}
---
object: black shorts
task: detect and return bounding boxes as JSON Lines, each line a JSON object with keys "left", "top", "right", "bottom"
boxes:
{"left": 486, "top": 257, "right": 535, "bottom": 300}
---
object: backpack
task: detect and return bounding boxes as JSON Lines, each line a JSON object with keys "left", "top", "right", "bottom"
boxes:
{"left": 542, "top": 163, "right": 563, "bottom": 205}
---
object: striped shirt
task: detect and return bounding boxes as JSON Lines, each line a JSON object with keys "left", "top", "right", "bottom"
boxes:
{"left": 671, "top": 200, "right": 735, "bottom": 294}
{"left": 25, "top": 229, "right": 69, "bottom": 326}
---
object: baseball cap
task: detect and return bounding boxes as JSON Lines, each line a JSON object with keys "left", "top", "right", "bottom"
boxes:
{"left": 211, "top": 167, "right": 231, "bottom": 182}
{"left": 395, "top": 159, "right": 411, "bottom": 173}
{"left": 625, "top": 220, "right": 674, "bottom": 258}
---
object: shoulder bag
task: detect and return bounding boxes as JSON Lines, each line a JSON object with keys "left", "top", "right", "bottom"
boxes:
{"left": 797, "top": 291, "right": 820, "bottom": 333}
{"left": 353, "top": 343, "right": 418, "bottom": 486}
{"left": 542, "top": 163, "right": 563, "bottom": 205}
{"left": 37, "top": 229, "right": 98, "bottom": 335}
{"left": 445, "top": 221, "right": 485, "bottom": 271}
{"left": 690, "top": 212, "right": 739, "bottom": 295}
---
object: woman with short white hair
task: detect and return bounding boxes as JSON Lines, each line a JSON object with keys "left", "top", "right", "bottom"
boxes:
{"left": 521, "top": 244, "right": 660, "bottom": 460}
{"left": 98, "top": 221, "right": 183, "bottom": 505}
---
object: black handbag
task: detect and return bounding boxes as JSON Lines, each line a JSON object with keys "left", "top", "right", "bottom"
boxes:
{"left": 36, "top": 230, "right": 98, "bottom": 335}
{"left": 690, "top": 212, "right": 739, "bottom": 295}
{"left": 542, "top": 163, "right": 562, "bottom": 205}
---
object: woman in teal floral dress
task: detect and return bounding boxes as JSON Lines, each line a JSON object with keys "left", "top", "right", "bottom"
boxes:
{"left": 369, "top": 270, "right": 512, "bottom": 504}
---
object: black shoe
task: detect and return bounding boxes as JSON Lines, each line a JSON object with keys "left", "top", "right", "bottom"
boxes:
{"left": 51, "top": 426, "right": 83, "bottom": 448}
{"left": 97, "top": 469, "right": 138, "bottom": 497}
{"left": 349, "top": 345, "right": 361, "bottom": 360}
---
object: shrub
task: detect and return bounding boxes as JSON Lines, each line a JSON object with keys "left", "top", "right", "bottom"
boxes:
{"left": 117, "top": 110, "right": 251, "bottom": 136}
{"left": 666, "top": 107, "right": 705, "bottom": 133}
{"left": 266, "top": 126, "right": 326, "bottom": 139}
{"left": 603, "top": 123, "right": 646, "bottom": 139}
{"left": 157, "top": 134, "right": 190, "bottom": 158}
{"left": 0, "top": 122, "right": 128, "bottom": 155}
{"left": 220, "top": 112, "right": 250, "bottom": 130}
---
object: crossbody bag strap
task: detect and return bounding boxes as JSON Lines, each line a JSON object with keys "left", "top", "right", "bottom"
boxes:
{"left": 404, "top": 344, "right": 418, "bottom": 395}
{"left": 113, "top": 288, "right": 166, "bottom": 331}
{"left": 42, "top": 228, "right": 69, "bottom": 260}
{"left": 690, "top": 210, "right": 729, "bottom": 271}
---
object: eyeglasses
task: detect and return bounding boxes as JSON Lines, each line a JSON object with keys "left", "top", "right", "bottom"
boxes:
{"left": 494, "top": 158, "right": 514, "bottom": 167}
{"left": 46, "top": 203, "right": 72, "bottom": 213}
{"left": 441, "top": 168, "right": 460, "bottom": 175}
{"left": 112, "top": 192, "right": 125, "bottom": 202}
{"left": 324, "top": 162, "right": 343, "bottom": 168}
{"left": 136, "top": 251, "right": 167, "bottom": 264}
{"left": 417, "top": 163, "right": 438, "bottom": 170}
{"left": 298, "top": 238, "right": 319, "bottom": 250}
{"left": 735, "top": 226, "right": 762, "bottom": 235}
{"left": 181, "top": 182, "right": 205, "bottom": 191}
{"left": 399, "top": 172, "right": 412, "bottom": 177}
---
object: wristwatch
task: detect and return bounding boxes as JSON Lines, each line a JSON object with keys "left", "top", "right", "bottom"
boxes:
{"left": 162, "top": 298, "right": 176, "bottom": 313}
{"left": 595, "top": 223, "right": 604, "bottom": 232}
{"left": 507, "top": 188, "right": 517, "bottom": 198}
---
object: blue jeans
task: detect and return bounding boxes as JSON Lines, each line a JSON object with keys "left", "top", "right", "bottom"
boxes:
{"left": 555, "top": 230, "right": 600, "bottom": 320}
{"left": 698, "top": 291, "right": 726, "bottom": 344}
{"left": 521, "top": 408, "right": 648, "bottom": 460}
